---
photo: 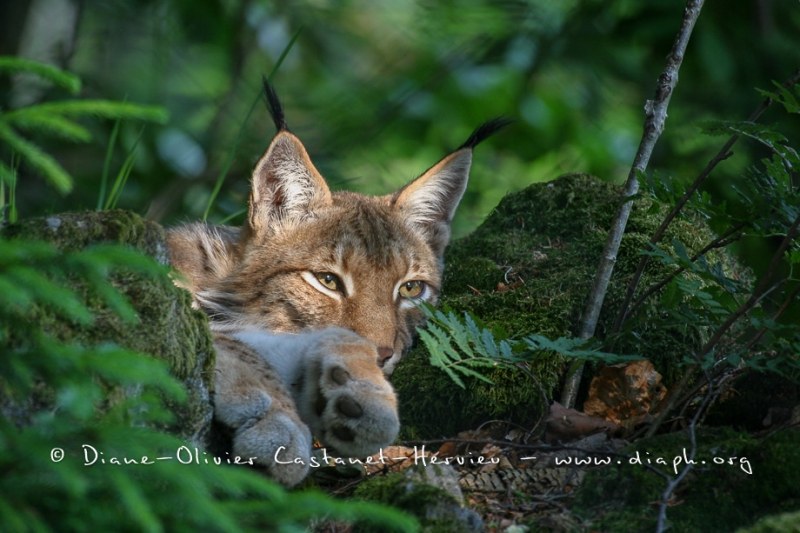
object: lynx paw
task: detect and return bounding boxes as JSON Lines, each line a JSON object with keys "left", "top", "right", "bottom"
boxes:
{"left": 298, "top": 328, "right": 400, "bottom": 457}
{"left": 232, "top": 408, "right": 313, "bottom": 486}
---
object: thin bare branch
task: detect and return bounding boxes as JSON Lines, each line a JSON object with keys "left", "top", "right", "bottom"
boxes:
{"left": 561, "top": 0, "right": 705, "bottom": 407}
{"left": 655, "top": 374, "right": 720, "bottom": 533}
{"left": 614, "top": 67, "right": 800, "bottom": 332}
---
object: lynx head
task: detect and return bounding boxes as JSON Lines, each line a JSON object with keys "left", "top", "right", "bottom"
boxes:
{"left": 196, "top": 81, "right": 508, "bottom": 375}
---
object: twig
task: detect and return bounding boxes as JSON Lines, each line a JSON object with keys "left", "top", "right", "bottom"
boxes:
{"left": 655, "top": 373, "right": 720, "bottom": 533}
{"left": 561, "top": 0, "right": 706, "bottom": 408}
{"left": 622, "top": 220, "right": 748, "bottom": 322}
{"left": 613, "top": 67, "right": 800, "bottom": 332}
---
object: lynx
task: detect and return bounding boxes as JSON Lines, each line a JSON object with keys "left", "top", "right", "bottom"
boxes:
{"left": 167, "top": 82, "right": 506, "bottom": 485}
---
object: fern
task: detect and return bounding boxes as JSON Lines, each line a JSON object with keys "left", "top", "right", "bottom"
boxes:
{"left": 521, "top": 335, "right": 641, "bottom": 363}
{"left": 418, "top": 305, "right": 640, "bottom": 388}
{"left": 418, "top": 306, "right": 517, "bottom": 388}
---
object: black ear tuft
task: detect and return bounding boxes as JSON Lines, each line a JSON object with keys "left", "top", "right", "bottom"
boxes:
{"left": 262, "top": 76, "right": 288, "bottom": 132}
{"left": 458, "top": 117, "right": 513, "bottom": 150}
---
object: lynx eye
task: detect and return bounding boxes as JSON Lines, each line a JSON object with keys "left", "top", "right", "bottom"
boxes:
{"left": 398, "top": 280, "right": 425, "bottom": 299}
{"left": 315, "top": 272, "right": 342, "bottom": 292}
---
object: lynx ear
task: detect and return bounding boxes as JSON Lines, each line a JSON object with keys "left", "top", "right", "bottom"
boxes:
{"left": 247, "top": 131, "right": 332, "bottom": 235}
{"left": 392, "top": 149, "right": 472, "bottom": 258}
{"left": 392, "top": 118, "right": 511, "bottom": 258}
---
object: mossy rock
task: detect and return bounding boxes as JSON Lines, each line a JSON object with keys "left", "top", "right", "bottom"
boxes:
{"left": 393, "top": 174, "right": 731, "bottom": 438}
{"left": 1, "top": 210, "right": 214, "bottom": 444}
{"left": 572, "top": 428, "right": 800, "bottom": 532}
{"left": 353, "top": 464, "right": 482, "bottom": 532}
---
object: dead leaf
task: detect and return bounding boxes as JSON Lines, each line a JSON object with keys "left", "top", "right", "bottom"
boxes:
{"left": 583, "top": 360, "right": 667, "bottom": 427}
{"left": 544, "top": 402, "right": 619, "bottom": 443}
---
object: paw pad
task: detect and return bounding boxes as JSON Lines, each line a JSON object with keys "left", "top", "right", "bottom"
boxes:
{"left": 330, "top": 366, "right": 350, "bottom": 385}
{"left": 336, "top": 396, "right": 363, "bottom": 418}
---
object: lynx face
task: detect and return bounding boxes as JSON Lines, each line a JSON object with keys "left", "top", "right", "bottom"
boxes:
{"left": 169, "top": 119, "right": 495, "bottom": 374}
{"left": 205, "top": 199, "right": 440, "bottom": 375}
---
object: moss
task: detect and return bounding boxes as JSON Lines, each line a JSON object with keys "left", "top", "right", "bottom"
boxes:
{"left": 2, "top": 210, "right": 214, "bottom": 443}
{"left": 353, "top": 465, "right": 481, "bottom": 533}
{"left": 738, "top": 511, "right": 800, "bottom": 533}
{"left": 394, "top": 174, "right": 738, "bottom": 438}
{"left": 573, "top": 428, "right": 800, "bottom": 532}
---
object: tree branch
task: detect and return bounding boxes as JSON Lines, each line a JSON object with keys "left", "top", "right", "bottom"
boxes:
{"left": 560, "top": 0, "right": 705, "bottom": 407}
{"left": 613, "top": 67, "right": 800, "bottom": 333}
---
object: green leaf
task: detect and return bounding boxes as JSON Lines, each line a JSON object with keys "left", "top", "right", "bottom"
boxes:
{"left": 757, "top": 80, "right": 800, "bottom": 114}
{"left": 5, "top": 112, "right": 93, "bottom": 142}
{"left": 108, "top": 470, "right": 161, "bottom": 533}
{"left": 105, "top": 126, "right": 145, "bottom": 210}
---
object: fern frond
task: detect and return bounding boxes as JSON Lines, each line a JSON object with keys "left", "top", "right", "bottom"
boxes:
{"left": 522, "top": 334, "right": 641, "bottom": 363}
{"left": 418, "top": 328, "right": 466, "bottom": 388}
{"left": 0, "top": 122, "right": 72, "bottom": 193}
{"left": 418, "top": 306, "right": 519, "bottom": 387}
{"left": 0, "top": 56, "right": 81, "bottom": 94}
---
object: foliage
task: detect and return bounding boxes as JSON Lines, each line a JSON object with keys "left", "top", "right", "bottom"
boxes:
{"left": 419, "top": 305, "right": 639, "bottom": 388}
{"left": 633, "top": 113, "right": 800, "bottom": 379}
{"left": 0, "top": 56, "right": 167, "bottom": 221}
{"left": 417, "top": 306, "right": 516, "bottom": 388}
{"left": 0, "top": 236, "right": 415, "bottom": 532}
{"left": 572, "top": 428, "right": 800, "bottom": 532}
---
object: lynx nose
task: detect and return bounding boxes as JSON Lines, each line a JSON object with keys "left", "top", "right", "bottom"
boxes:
{"left": 377, "top": 346, "right": 394, "bottom": 366}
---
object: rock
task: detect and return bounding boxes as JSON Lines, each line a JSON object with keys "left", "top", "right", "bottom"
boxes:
{"left": 1, "top": 210, "right": 214, "bottom": 445}
{"left": 393, "top": 173, "right": 733, "bottom": 439}
{"left": 354, "top": 464, "right": 484, "bottom": 532}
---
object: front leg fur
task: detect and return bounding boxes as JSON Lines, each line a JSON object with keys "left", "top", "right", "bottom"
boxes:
{"left": 229, "top": 327, "right": 400, "bottom": 458}
{"left": 213, "top": 334, "right": 312, "bottom": 486}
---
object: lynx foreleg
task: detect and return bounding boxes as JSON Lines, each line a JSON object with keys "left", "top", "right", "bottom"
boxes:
{"left": 212, "top": 334, "right": 312, "bottom": 486}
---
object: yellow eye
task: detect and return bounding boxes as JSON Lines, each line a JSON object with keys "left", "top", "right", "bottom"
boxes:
{"left": 316, "top": 272, "right": 341, "bottom": 292}
{"left": 399, "top": 280, "right": 425, "bottom": 299}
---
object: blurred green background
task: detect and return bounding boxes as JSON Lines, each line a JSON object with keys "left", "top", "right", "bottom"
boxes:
{"left": 1, "top": 0, "right": 798, "bottom": 238}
